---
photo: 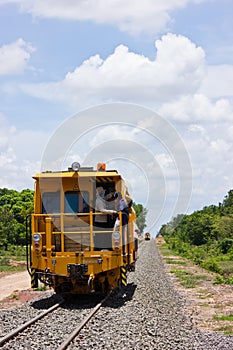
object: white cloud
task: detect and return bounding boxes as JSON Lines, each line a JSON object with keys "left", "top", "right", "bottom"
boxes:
{"left": 199, "top": 64, "right": 233, "bottom": 98}
{"left": 0, "top": 116, "right": 17, "bottom": 187}
{"left": 0, "top": 0, "right": 206, "bottom": 35}
{"left": 19, "top": 31, "right": 233, "bottom": 130}
{"left": 182, "top": 119, "right": 233, "bottom": 211}
{"left": 0, "top": 113, "right": 16, "bottom": 151}
{"left": 158, "top": 93, "right": 233, "bottom": 122}
{"left": 0, "top": 38, "right": 35, "bottom": 75}
{"left": 210, "top": 139, "right": 232, "bottom": 153}
{"left": 188, "top": 124, "right": 206, "bottom": 135}
{"left": 21, "top": 33, "right": 205, "bottom": 106}
{"left": 227, "top": 126, "right": 233, "bottom": 140}
{"left": 0, "top": 114, "right": 48, "bottom": 189}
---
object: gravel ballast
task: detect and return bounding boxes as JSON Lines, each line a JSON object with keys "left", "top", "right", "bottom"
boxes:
{"left": 1, "top": 240, "right": 232, "bottom": 349}
{"left": 69, "top": 240, "right": 233, "bottom": 350}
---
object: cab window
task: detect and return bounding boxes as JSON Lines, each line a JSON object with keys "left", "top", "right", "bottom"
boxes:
{"left": 64, "top": 191, "right": 89, "bottom": 213}
{"left": 42, "top": 191, "right": 60, "bottom": 214}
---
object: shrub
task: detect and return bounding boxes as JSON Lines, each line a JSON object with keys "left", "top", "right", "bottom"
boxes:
{"left": 213, "top": 275, "right": 225, "bottom": 285}
{"left": 218, "top": 238, "right": 233, "bottom": 254}
{"left": 214, "top": 275, "right": 233, "bottom": 285}
{"left": 201, "top": 258, "right": 223, "bottom": 274}
{"left": 0, "top": 257, "right": 9, "bottom": 266}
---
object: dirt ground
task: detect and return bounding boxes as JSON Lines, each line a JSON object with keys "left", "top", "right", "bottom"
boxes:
{"left": 156, "top": 237, "right": 233, "bottom": 335}
{"left": 0, "top": 270, "right": 30, "bottom": 300}
{"left": 0, "top": 270, "right": 44, "bottom": 309}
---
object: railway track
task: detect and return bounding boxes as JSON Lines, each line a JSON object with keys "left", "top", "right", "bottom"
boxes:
{"left": 57, "top": 294, "right": 109, "bottom": 350}
{"left": 0, "top": 300, "right": 64, "bottom": 348}
{"left": 1, "top": 241, "right": 233, "bottom": 349}
{"left": 0, "top": 294, "right": 110, "bottom": 350}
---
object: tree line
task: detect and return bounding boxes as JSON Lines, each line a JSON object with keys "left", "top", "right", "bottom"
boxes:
{"left": 159, "top": 189, "right": 233, "bottom": 282}
{"left": 0, "top": 188, "right": 147, "bottom": 249}
{"left": 0, "top": 188, "right": 34, "bottom": 249}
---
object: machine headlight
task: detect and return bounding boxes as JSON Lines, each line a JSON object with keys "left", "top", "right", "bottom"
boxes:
{"left": 112, "top": 232, "right": 120, "bottom": 250}
{"left": 112, "top": 232, "right": 120, "bottom": 240}
{"left": 71, "top": 162, "right": 80, "bottom": 172}
{"left": 33, "top": 233, "right": 41, "bottom": 242}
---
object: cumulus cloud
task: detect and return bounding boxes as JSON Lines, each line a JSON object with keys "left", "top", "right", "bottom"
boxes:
{"left": 0, "top": 38, "right": 35, "bottom": 75}
{"left": 0, "top": 115, "right": 17, "bottom": 187}
{"left": 21, "top": 33, "right": 205, "bottom": 106}
{"left": 0, "top": 0, "right": 206, "bottom": 35}
{"left": 188, "top": 124, "right": 206, "bottom": 135}
{"left": 199, "top": 64, "right": 233, "bottom": 98}
{"left": 158, "top": 94, "right": 233, "bottom": 122}
{"left": 0, "top": 114, "right": 47, "bottom": 189}
{"left": 18, "top": 31, "right": 233, "bottom": 129}
{"left": 182, "top": 117, "right": 233, "bottom": 210}
{"left": 210, "top": 139, "right": 232, "bottom": 153}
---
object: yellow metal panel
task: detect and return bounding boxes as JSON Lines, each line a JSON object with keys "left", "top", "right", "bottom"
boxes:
{"left": 31, "top": 167, "right": 138, "bottom": 294}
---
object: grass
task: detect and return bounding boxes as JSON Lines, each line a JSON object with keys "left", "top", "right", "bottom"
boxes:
{"left": 218, "top": 261, "right": 233, "bottom": 276}
{"left": 214, "top": 275, "right": 233, "bottom": 285}
{"left": 157, "top": 239, "right": 233, "bottom": 335}
{"left": 9, "top": 292, "right": 19, "bottom": 301}
{"left": 214, "top": 314, "right": 233, "bottom": 322}
{"left": 164, "top": 258, "right": 187, "bottom": 265}
{"left": 215, "top": 326, "right": 233, "bottom": 336}
{"left": 169, "top": 269, "right": 209, "bottom": 288}
{"left": 170, "top": 269, "right": 202, "bottom": 288}
{"left": 35, "top": 285, "right": 47, "bottom": 292}
{"left": 157, "top": 243, "right": 174, "bottom": 256}
{"left": 158, "top": 241, "right": 233, "bottom": 285}
{"left": 158, "top": 242, "right": 209, "bottom": 288}
{"left": 0, "top": 246, "right": 27, "bottom": 273}
{"left": 198, "top": 294, "right": 212, "bottom": 299}
{"left": 213, "top": 314, "right": 233, "bottom": 335}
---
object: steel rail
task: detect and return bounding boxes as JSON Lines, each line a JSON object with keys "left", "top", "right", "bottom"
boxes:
{"left": 57, "top": 294, "right": 110, "bottom": 350}
{"left": 0, "top": 299, "right": 64, "bottom": 347}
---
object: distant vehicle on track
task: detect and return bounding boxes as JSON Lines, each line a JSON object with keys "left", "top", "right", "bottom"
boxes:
{"left": 145, "top": 232, "right": 151, "bottom": 240}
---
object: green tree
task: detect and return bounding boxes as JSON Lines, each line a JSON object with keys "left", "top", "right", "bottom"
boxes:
{"left": 133, "top": 203, "right": 147, "bottom": 234}
{"left": 158, "top": 189, "right": 233, "bottom": 279}
{"left": 0, "top": 207, "right": 17, "bottom": 250}
{"left": 222, "top": 190, "right": 233, "bottom": 214}
{"left": 159, "top": 223, "right": 170, "bottom": 237}
{"left": 213, "top": 215, "right": 233, "bottom": 240}
{"left": 176, "top": 212, "right": 216, "bottom": 246}
{"left": 0, "top": 188, "right": 34, "bottom": 247}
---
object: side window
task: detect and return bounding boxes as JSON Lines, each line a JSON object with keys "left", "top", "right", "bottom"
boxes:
{"left": 65, "top": 191, "right": 89, "bottom": 213}
{"left": 65, "top": 192, "right": 78, "bottom": 213}
{"left": 42, "top": 191, "right": 60, "bottom": 214}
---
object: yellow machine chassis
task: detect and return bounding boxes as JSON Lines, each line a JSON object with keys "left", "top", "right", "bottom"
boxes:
{"left": 28, "top": 167, "right": 138, "bottom": 294}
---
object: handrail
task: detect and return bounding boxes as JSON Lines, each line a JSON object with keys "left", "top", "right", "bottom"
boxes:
{"left": 31, "top": 212, "right": 121, "bottom": 252}
{"left": 25, "top": 214, "right": 32, "bottom": 276}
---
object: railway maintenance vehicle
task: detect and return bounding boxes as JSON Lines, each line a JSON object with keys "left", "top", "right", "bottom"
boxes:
{"left": 27, "top": 162, "right": 138, "bottom": 295}
{"left": 145, "top": 232, "right": 151, "bottom": 240}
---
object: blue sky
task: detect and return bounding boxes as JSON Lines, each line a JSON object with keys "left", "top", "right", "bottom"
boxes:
{"left": 0, "top": 0, "right": 233, "bottom": 232}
